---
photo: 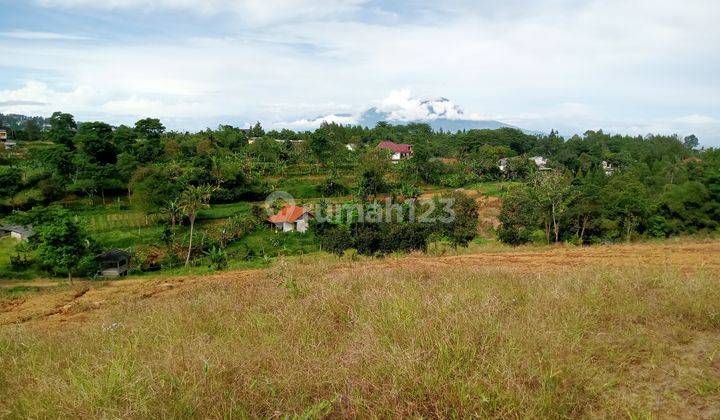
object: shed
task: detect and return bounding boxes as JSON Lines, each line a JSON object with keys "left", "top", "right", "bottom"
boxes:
{"left": 0, "top": 225, "right": 34, "bottom": 241}
{"left": 96, "top": 249, "right": 132, "bottom": 277}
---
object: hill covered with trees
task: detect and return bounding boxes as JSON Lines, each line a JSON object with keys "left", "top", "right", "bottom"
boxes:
{"left": 0, "top": 111, "right": 717, "bottom": 279}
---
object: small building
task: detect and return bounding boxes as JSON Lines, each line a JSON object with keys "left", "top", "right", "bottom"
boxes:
{"left": 0, "top": 225, "right": 34, "bottom": 241}
{"left": 528, "top": 156, "right": 550, "bottom": 170}
{"left": 601, "top": 161, "right": 615, "bottom": 176}
{"left": 498, "top": 157, "right": 509, "bottom": 172}
{"left": 268, "top": 205, "right": 313, "bottom": 233}
{"left": 0, "top": 129, "right": 7, "bottom": 141}
{"left": 498, "top": 156, "right": 550, "bottom": 172}
{"left": 377, "top": 141, "right": 413, "bottom": 163}
{"left": 96, "top": 249, "right": 131, "bottom": 277}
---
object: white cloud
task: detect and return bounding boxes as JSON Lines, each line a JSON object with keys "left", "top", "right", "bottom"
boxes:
{"left": 0, "top": 82, "right": 95, "bottom": 115}
{"left": 377, "top": 89, "right": 494, "bottom": 121}
{"left": 0, "top": 30, "right": 90, "bottom": 40}
{"left": 674, "top": 114, "right": 719, "bottom": 125}
{"left": 3, "top": 0, "right": 719, "bottom": 144}
{"left": 34, "top": 0, "right": 370, "bottom": 25}
{"left": 282, "top": 113, "right": 358, "bottom": 129}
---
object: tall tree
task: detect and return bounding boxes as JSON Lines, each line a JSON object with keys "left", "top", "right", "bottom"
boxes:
{"left": 47, "top": 112, "right": 77, "bottom": 149}
{"left": 134, "top": 118, "right": 166, "bottom": 163}
{"left": 179, "top": 185, "right": 214, "bottom": 266}
{"left": 15, "top": 205, "right": 95, "bottom": 283}
{"left": 530, "top": 170, "right": 574, "bottom": 243}
{"left": 75, "top": 121, "right": 117, "bottom": 164}
{"left": 24, "top": 119, "right": 42, "bottom": 141}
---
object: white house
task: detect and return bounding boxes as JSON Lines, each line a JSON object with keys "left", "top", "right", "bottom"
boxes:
{"left": 498, "top": 156, "right": 550, "bottom": 172}
{"left": 528, "top": 156, "right": 550, "bottom": 170}
{"left": 268, "top": 205, "right": 313, "bottom": 233}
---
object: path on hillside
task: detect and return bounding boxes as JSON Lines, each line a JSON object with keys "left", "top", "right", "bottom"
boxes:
{"left": 1, "top": 240, "right": 719, "bottom": 330}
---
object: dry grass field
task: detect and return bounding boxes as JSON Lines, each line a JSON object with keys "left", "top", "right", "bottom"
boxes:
{"left": 1, "top": 240, "right": 719, "bottom": 418}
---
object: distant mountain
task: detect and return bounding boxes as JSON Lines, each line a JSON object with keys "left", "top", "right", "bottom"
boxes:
{"left": 358, "top": 107, "right": 515, "bottom": 132}
{"left": 354, "top": 96, "right": 540, "bottom": 134}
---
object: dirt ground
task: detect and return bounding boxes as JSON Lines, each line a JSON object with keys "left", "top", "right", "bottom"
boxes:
{"left": 1, "top": 239, "right": 718, "bottom": 331}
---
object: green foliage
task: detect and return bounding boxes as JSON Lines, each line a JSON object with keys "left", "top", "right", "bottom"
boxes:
{"left": 320, "top": 176, "right": 348, "bottom": 197}
{"left": 357, "top": 149, "right": 390, "bottom": 199}
{"left": 312, "top": 195, "right": 478, "bottom": 256}
{"left": 130, "top": 165, "right": 185, "bottom": 213}
{"left": 15, "top": 205, "right": 97, "bottom": 279}
{"left": 47, "top": 112, "right": 76, "bottom": 149}
{"left": 75, "top": 121, "right": 117, "bottom": 165}
{"left": 204, "top": 246, "right": 228, "bottom": 270}
{"left": 498, "top": 185, "right": 540, "bottom": 245}
{"left": 436, "top": 191, "right": 479, "bottom": 248}
{"left": 2, "top": 110, "right": 719, "bottom": 274}
{"left": 0, "top": 166, "right": 22, "bottom": 199}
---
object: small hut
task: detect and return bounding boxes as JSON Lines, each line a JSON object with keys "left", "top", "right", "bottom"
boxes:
{"left": 96, "top": 249, "right": 131, "bottom": 277}
{"left": 0, "top": 225, "right": 34, "bottom": 241}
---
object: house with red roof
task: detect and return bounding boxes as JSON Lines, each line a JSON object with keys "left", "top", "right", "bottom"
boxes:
{"left": 377, "top": 141, "right": 413, "bottom": 163}
{"left": 267, "top": 205, "right": 313, "bottom": 233}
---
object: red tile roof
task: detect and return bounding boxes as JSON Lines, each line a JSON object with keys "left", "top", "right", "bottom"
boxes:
{"left": 268, "top": 205, "right": 311, "bottom": 223}
{"left": 377, "top": 141, "right": 413, "bottom": 154}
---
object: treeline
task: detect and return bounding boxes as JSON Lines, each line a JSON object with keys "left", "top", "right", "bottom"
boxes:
{"left": 499, "top": 152, "right": 720, "bottom": 245}
{"left": 1, "top": 110, "right": 717, "bottom": 247}
{"left": 313, "top": 192, "right": 479, "bottom": 256}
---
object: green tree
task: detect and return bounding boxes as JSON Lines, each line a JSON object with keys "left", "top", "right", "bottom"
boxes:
{"left": 356, "top": 149, "right": 390, "bottom": 200}
{"left": 249, "top": 122, "right": 264, "bottom": 138}
{"left": 130, "top": 165, "right": 184, "bottom": 213}
{"left": 16, "top": 205, "right": 95, "bottom": 282}
{"left": 438, "top": 191, "right": 479, "bottom": 248}
{"left": 75, "top": 121, "right": 117, "bottom": 164}
{"left": 498, "top": 185, "right": 540, "bottom": 245}
{"left": 47, "top": 112, "right": 77, "bottom": 149}
{"left": 602, "top": 175, "right": 652, "bottom": 242}
{"left": 24, "top": 119, "right": 42, "bottom": 142}
{"left": 569, "top": 171, "right": 605, "bottom": 243}
{"left": 683, "top": 134, "right": 699, "bottom": 150}
{"left": 530, "top": 170, "right": 574, "bottom": 243}
{"left": 0, "top": 166, "right": 22, "bottom": 201}
{"left": 179, "top": 184, "right": 214, "bottom": 266}
{"left": 112, "top": 125, "right": 137, "bottom": 154}
{"left": 134, "top": 118, "right": 165, "bottom": 163}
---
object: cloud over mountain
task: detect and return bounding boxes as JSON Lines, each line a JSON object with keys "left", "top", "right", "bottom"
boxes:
{"left": 281, "top": 90, "right": 518, "bottom": 132}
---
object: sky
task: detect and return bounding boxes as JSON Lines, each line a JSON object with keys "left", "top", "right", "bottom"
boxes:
{"left": 0, "top": 0, "right": 719, "bottom": 145}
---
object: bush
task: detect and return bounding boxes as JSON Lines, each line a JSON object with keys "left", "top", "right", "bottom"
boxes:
{"left": 204, "top": 246, "right": 228, "bottom": 270}
{"left": 320, "top": 177, "right": 348, "bottom": 197}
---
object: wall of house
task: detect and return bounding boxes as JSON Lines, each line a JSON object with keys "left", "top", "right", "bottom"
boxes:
{"left": 296, "top": 218, "right": 309, "bottom": 233}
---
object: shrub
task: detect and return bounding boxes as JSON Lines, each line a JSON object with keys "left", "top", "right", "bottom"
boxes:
{"left": 204, "top": 246, "right": 228, "bottom": 270}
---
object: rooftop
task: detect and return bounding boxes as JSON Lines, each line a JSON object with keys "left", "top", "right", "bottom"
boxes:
{"left": 268, "top": 206, "right": 312, "bottom": 223}
{"left": 377, "top": 141, "right": 412, "bottom": 154}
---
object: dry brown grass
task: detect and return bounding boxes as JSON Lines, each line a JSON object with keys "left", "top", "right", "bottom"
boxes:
{"left": 0, "top": 241, "right": 719, "bottom": 418}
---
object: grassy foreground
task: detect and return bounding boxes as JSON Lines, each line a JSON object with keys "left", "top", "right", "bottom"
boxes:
{"left": 1, "top": 256, "right": 719, "bottom": 418}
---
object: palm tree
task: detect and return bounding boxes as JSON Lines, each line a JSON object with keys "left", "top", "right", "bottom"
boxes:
{"left": 162, "top": 198, "right": 182, "bottom": 229}
{"left": 179, "top": 185, "right": 214, "bottom": 266}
